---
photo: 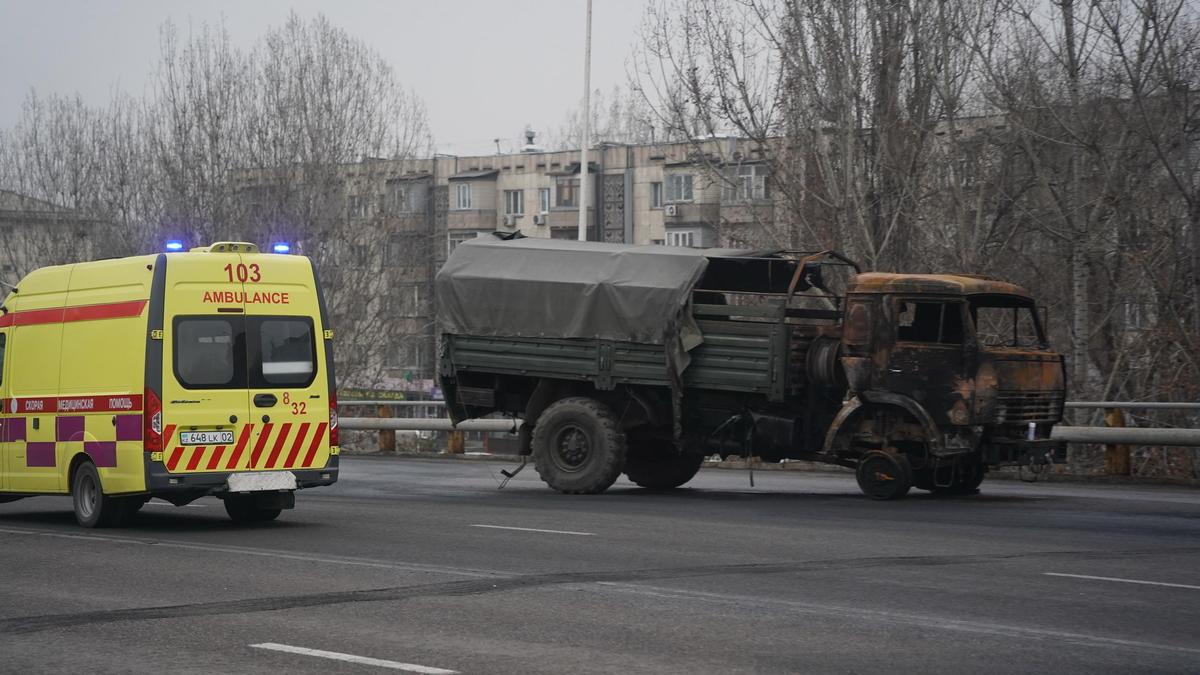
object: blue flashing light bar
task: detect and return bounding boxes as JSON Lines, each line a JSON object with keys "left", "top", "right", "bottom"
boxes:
{"left": 165, "top": 240, "right": 185, "bottom": 252}
{"left": 272, "top": 242, "right": 292, "bottom": 254}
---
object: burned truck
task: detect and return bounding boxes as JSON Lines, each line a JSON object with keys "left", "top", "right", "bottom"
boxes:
{"left": 436, "top": 236, "right": 1065, "bottom": 499}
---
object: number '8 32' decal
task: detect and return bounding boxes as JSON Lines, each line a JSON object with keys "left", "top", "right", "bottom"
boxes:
{"left": 282, "top": 392, "right": 306, "bottom": 415}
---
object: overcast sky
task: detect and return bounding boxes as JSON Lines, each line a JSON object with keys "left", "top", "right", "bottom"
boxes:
{"left": 0, "top": 0, "right": 650, "bottom": 156}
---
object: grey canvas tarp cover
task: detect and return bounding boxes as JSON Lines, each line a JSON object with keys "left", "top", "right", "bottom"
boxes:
{"left": 436, "top": 236, "right": 752, "bottom": 344}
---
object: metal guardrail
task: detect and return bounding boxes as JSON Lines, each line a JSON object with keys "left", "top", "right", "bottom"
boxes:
{"left": 1050, "top": 426, "right": 1200, "bottom": 446}
{"left": 342, "top": 400, "right": 445, "bottom": 407}
{"left": 344, "top": 400, "right": 1200, "bottom": 410}
{"left": 340, "top": 419, "right": 1200, "bottom": 446}
{"left": 340, "top": 417, "right": 521, "bottom": 432}
{"left": 1064, "top": 401, "right": 1200, "bottom": 410}
{"left": 340, "top": 402, "right": 1200, "bottom": 445}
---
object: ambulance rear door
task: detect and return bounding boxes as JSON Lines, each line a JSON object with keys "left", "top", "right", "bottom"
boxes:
{"left": 161, "top": 251, "right": 254, "bottom": 476}
{"left": 240, "top": 252, "right": 330, "bottom": 472}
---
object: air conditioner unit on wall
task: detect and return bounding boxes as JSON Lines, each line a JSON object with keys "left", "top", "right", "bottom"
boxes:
{"left": 502, "top": 214, "right": 515, "bottom": 227}
{"left": 664, "top": 204, "right": 679, "bottom": 217}
{"left": 532, "top": 213, "right": 545, "bottom": 226}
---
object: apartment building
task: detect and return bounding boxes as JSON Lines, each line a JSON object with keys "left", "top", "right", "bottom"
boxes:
{"left": 0, "top": 190, "right": 98, "bottom": 287}
{"left": 439, "top": 137, "right": 773, "bottom": 253}
{"left": 281, "top": 137, "right": 777, "bottom": 386}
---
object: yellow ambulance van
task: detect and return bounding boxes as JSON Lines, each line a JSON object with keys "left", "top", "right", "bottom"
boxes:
{"left": 0, "top": 242, "right": 339, "bottom": 527}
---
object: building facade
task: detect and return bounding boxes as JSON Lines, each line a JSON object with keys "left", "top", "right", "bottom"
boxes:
{"left": 229, "top": 138, "right": 776, "bottom": 389}
{"left": 0, "top": 190, "right": 98, "bottom": 288}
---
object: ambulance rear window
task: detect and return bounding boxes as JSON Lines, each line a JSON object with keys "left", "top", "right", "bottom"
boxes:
{"left": 254, "top": 318, "right": 316, "bottom": 387}
{"left": 174, "top": 318, "right": 244, "bottom": 388}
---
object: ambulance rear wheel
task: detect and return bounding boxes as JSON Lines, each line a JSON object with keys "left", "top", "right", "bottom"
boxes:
{"left": 223, "top": 495, "right": 282, "bottom": 523}
{"left": 72, "top": 461, "right": 126, "bottom": 528}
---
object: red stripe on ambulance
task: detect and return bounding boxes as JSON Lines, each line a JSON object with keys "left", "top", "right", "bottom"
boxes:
{"left": 0, "top": 300, "right": 146, "bottom": 328}
{"left": 249, "top": 423, "right": 274, "bottom": 468}
{"left": 301, "top": 423, "right": 328, "bottom": 468}
{"left": 265, "top": 423, "right": 293, "bottom": 469}
{"left": 206, "top": 446, "right": 226, "bottom": 471}
{"left": 185, "top": 447, "right": 206, "bottom": 471}
{"left": 225, "top": 425, "right": 254, "bottom": 470}
{"left": 8, "top": 395, "right": 144, "bottom": 414}
{"left": 166, "top": 446, "right": 185, "bottom": 471}
{"left": 283, "top": 423, "right": 310, "bottom": 468}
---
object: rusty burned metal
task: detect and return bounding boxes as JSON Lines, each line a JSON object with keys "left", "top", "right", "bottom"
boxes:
{"left": 846, "top": 272, "right": 1032, "bottom": 298}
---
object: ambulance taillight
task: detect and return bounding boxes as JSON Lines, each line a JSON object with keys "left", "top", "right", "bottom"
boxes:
{"left": 329, "top": 392, "right": 339, "bottom": 447}
{"left": 144, "top": 387, "right": 164, "bottom": 452}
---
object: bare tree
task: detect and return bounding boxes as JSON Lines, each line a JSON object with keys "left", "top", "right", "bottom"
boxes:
{"left": 546, "top": 85, "right": 663, "bottom": 150}
{"left": 0, "top": 13, "right": 436, "bottom": 392}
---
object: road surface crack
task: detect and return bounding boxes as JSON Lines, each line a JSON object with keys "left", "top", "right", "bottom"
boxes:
{"left": 1, "top": 545, "right": 1195, "bottom": 635}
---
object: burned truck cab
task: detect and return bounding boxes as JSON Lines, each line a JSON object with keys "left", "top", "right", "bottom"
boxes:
{"left": 835, "top": 273, "right": 1066, "bottom": 486}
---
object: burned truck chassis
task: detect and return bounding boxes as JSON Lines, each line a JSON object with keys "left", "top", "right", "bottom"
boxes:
{"left": 438, "top": 239, "right": 1066, "bottom": 500}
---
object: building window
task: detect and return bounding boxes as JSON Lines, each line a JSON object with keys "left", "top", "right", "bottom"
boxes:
{"left": 956, "top": 156, "right": 977, "bottom": 188}
{"left": 666, "top": 174, "right": 693, "bottom": 202}
{"left": 722, "top": 164, "right": 768, "bottom": 202}
{"left": 556, "top": 177, "right": 579, "bottom": 208}
{"left": 347, "top": 195, "right": 368, "bottom": 219}
{"left": 539, "top": 187, "right": 551, "bottom": 213}
{"left": 666, "top": 230, "right": 695, "bottom": 247}
{"left": 455, "top": 183, "right": 472, "bottom": 210}
{"left": 390, "top": 285, "right": 423, "bottom": 317}
{"left": 504, "top": 189, "right": 524, "bottom": 215}
{"left": 651, "top": 182, "right": 663, "bottom": 208}
{"left": 448, "top": 231, "right": 480, "bottom": 256}
{"left": 387, "top": 338, "right": 424, "bottom": 371}
{"left": 389, "top": 183, "right": 426, "bottom": 214}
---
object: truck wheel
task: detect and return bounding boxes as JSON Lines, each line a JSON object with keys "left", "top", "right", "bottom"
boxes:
{"left": 624, "top": 450, "right": 703, "bottom": 490}
{"left": 855, "top": 452, "right": 912, "bottom": 500}
{"left": 72, "top": 461, "right": 128, "bottom": 528}
{"left": 532, "top": 397, "right": 626, "bottom": 494}
{"left": 223, "top": 495, "right": 283, "bottom": 523}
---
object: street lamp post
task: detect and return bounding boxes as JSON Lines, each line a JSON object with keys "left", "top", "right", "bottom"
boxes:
{"left": 578, "top": 0, "right": 592, "bottom": 241}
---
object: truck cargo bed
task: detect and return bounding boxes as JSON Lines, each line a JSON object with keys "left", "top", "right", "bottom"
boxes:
{"left": 445, "top": 314, "right": 784, "bottom": 398}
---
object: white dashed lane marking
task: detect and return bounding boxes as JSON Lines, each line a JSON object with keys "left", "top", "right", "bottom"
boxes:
{"left": 470, "top": 524, "right": 595, "bottom": 536}
{"left": 1044, "top": 572, "right": 1200, "bottom": 591}
{"left": 251, "top": 643, "right": 458, "bottom": 673}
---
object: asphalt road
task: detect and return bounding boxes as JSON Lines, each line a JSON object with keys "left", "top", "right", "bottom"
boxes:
{"left": 0, "top": 457, "right": 1198, "bottom": 674}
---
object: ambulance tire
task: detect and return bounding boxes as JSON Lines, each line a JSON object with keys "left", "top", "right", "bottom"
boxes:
{"left": 532, "top": 397, "right": 626, "bottom": 494}
{"left": 72, "top": 461, "right": 128, "bottom": 528}
{"left": 223, "top": 495, "right": 282, "bottom": 523}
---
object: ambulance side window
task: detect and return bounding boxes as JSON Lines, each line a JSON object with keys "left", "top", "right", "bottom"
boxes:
{"left": 0, "top": 333, "right": 5, "bottom": 387}
{"left": 174, "top": 317, "right": 246, "bottom": 389}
